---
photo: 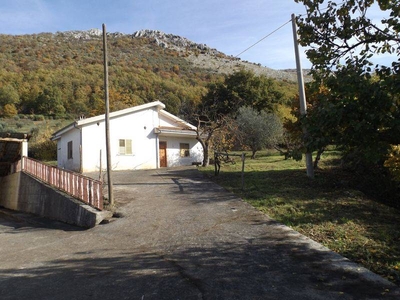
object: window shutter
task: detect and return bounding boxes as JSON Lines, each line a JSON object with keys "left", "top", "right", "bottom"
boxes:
{"left": 126, "top": 139, "right": 132, "bottom": 155}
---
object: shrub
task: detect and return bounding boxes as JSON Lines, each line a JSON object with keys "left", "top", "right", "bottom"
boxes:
{"left": 385, "top": 146, "right": 400, "bottom": 182}
{"left": 29, "top": 140, "right": 57, "bottom": 161}
{"left": 1, "top": 104, "right": 19, "bottom": 118}
{"left": 33, "top": 115, "right": 45, "bottom": 121}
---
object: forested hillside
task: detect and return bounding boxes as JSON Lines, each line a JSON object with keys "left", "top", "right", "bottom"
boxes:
{"left": 0, "top": 30, "right": 298, "bottom": 119}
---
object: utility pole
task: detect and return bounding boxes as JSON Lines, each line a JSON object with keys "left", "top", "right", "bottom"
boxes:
{"left": 103, "top": 24, "right": 114, "bottom": 205}
{"left": 291, "top": 14, "right": 314, "bottom": 179}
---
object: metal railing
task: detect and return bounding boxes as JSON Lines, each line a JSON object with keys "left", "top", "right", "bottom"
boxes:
{"left": 20, "top": 157, "right": 103, "bottom": 210}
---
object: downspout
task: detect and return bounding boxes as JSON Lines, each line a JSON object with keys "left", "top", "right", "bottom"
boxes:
{"left": 155, "top": 108, "right": 161, "bottom": 169}
{"left": 156, "top": 133, "right": 160, "bottom": 169}
{"left": 73, "top": 122, "right": 83, "bottom": 173}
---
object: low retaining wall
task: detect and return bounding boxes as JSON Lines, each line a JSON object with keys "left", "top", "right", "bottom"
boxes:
{"left": 0, "top": 172, "right": 107, "bottom": 228}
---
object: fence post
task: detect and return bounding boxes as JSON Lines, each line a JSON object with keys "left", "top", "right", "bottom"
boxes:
{"left": 89, "top": 180, "right": 93, "bottom": 206}
{"left": 241, "top": 153, "right": 246, "bottom": 191}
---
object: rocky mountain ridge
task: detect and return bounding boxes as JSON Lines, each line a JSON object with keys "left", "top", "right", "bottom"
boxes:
{"left": 57, "top": 29, "right": 308, "bottom": 82}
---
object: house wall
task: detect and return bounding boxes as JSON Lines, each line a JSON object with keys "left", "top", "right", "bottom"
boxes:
{"left": 80, "top": 108, "right": 160, "bottom": 172}
{"left": 161, "top": 136, "right": 203, "bottom": 167}
{"left": 159, "top": 112, "right": 182, "bottom": 127}
{"left": 158, "top": 112, "right": 203, "bottom": 166}
{"left": 80, "top": 120, "right": 105, "bottom": 173}
{"left": 55, "top": 104, "right": 204, "bottom": 172}
{"left": 57, "top": 126, "right": 81, "bottom": 172}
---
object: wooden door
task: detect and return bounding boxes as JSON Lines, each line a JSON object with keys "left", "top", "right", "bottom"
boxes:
{"left": 159, "top": 142, "right": 167, "bottom": 167}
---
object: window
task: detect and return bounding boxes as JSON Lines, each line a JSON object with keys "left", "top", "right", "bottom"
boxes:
{"left": 119, "top": 139, "right": 132, "bottom": 155}
{"left": 180, "top": 143, "right": 190, "bottom": 157}
{"left": 67, "top": 141, "right": 73, "bottom": 159}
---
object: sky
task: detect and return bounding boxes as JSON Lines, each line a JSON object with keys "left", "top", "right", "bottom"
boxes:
{"left": 0, "top": 0, "right": 393, "bottom": 70}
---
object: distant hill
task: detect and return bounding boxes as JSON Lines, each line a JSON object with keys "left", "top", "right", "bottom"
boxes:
{"left": 0, "top": 29, "right": 303, "bottom": 118}
{"left": 58, "top": 28, "right": 305, "bottom": 81}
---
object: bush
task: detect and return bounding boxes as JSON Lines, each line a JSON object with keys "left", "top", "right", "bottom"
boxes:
{"left": 385, "top": 146, "right": 400, "bottom": 182}
{"left": 0, "top": 104, "right": 19, "bottom": 118}
{"left": 29, "top": 140, "right": 57, "bottom": 161}
{"left": 33, "top": 115, "right": 45, "bottom": 121}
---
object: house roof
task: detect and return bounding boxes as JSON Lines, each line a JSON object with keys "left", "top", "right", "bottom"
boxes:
{"left": 77, "top": 101, "right": 166, "bottom": 127}
{"left": 159, "top": 110, "right": 196, "bottom": 130}
{"left": 51, "top": 101, "right": 166, "bottom": 140}
{"left": 51, "top": 101, "right": 197, "bottom": 140}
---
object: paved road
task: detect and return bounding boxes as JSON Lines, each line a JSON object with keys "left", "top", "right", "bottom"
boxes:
{"left": 1, "top": 167, "right": 399, "bottom": 299}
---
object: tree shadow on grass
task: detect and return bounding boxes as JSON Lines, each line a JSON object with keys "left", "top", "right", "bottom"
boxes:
{"left": 210, "top": 168, "right": 400, "bottom": 228}
{"left": 208, "top": 168, "right": 400, "bottom": 284}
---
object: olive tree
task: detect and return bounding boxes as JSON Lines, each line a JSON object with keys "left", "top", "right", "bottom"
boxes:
{"left": 236, "top": 106, "right": 283, "bottom": 159}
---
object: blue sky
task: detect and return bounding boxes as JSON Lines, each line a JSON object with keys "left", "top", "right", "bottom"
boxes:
{"left": 0, "top": 1, "right": 392, "bottom": 69}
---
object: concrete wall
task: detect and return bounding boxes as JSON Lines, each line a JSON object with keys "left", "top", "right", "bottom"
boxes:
{"left": 0, "top": 172, "right": 101, "bottom": 228}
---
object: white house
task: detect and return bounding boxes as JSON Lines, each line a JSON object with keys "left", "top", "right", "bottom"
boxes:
{"left": 51, "top": 101, "right": 203, "bottom": 173}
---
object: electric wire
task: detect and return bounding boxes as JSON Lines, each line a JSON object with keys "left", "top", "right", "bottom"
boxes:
{"left": 232, "top": 19, "right": 292, "bottom": 59}
{"left": 229, "top": 2, "right": 344, "bottom": 62}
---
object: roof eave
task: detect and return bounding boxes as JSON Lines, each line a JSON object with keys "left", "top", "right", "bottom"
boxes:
{"left": 76, "top": 101, "right": 166, "bottom": 127}
{"left": 51, "top": 122, "right": 78, "bottom": 140}
{"left": 154, "top": 127, "right": 197, "bottom": 137}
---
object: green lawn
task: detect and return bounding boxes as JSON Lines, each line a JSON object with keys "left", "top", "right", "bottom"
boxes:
{"left": 199, "top": 150, "right": 400, "bottom": 285}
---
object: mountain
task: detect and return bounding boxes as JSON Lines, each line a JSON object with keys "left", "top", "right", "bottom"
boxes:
{"left": 0, "top": 29, "right": 301, "bottom": 118}
{"left": 60, "top": 29, "right": 303, "bottom": 82}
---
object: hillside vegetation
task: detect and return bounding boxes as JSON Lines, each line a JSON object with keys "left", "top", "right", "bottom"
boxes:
{"left": 0, "top": 30, "right": 299, "bottom": 120}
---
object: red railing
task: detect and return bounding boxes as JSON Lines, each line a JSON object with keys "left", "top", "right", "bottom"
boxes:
{"left": 20, "top": 157, "right": 103, "bottom": 210}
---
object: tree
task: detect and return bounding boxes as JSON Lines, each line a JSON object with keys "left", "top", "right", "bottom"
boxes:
{"left": 294, "top": 0, "right": 400, "bottom": 171}
{"left": 190, "top": 105, "right": 231, "bottom": 167}
{"left": 1, "top": 103, "right": 18, "bottom": 118}
{"left": 34, "top": 87, "right": 66, "bottom": 117}
{"left": 295, "top": 0, "right": 400, "bottom": 76}
{"left": 194, "top": 70, "right": 284, "bottom": 166}
{"left": 236, "top": 106, "right": 283, "bottom": 159}
{"left": 201, "top": 69, "right": 284, "bottom": 118}
{"left": 0, "top": 85, "right": 20, "bottom": 107}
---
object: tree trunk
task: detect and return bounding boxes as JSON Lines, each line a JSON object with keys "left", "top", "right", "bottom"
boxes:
{"left": 202, "top": 145, "right": 210, "bottom": 167}
{"left": 196, "top": 136, "right": 209, "bottom": 167}
{"left": 313, "top": 147, "right": 325, "bottom": 169}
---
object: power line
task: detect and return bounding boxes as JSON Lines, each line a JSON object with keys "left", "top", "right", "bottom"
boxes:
{"left": 231, "top": 1, "right": 343, "bottom": 61}
{"left": 233, "top": 19, "right": 292, "bottom": 59}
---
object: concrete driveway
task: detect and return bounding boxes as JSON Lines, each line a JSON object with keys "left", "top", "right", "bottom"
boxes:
{"left": 1, "top": 166, "right": 399, "bottom": 299}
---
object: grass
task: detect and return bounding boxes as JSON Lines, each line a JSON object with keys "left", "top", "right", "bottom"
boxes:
{"left": 0, "top": 115, "right": 72, "bottom": 135}
{"left": 199, "top": 150, "right": 400, "bottom": 285}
